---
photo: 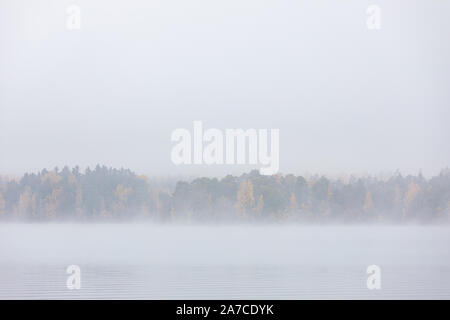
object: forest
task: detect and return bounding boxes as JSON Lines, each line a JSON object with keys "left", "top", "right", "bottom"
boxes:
{"left": 0, "top": 165, "right": 449, "bottom": 223}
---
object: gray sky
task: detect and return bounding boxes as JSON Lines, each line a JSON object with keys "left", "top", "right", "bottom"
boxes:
{"left": 1, "top": 0, "right": 449, "bottom": 177}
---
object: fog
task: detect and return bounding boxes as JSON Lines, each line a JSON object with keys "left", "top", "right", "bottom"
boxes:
{"left": 1, "top": 0, "right": 449, "bottom": 300}
{"left": 1, "top": 224, "right": 450, "bottom": 298}
{"left": 2, "top": 224, "right": 449, "bottom": 266}
{"left": 1, "top": 0, "right": 449, "bottom": 177}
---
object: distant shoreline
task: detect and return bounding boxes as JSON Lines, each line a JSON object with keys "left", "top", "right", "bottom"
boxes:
{"left": 1, "top": 166, "right": 449, "bottom": 224}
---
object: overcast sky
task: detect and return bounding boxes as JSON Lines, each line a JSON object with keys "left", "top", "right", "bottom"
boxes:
{"left": 1, "top": 0, "right": 449, "bottom": 178}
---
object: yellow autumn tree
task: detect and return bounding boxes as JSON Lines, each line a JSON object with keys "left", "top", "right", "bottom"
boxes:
{"left": 236, "top": 181, "right": 248, "bottom": 218}
{"left": 236, "top": 180, "right": 255, "bottom": 218}
{"left": 114, "top": 184, "right": 132, "bottom": 203}
{"left": 17, "top": 186, "right": 33, "bottom": 218}
{"left": 45, "top": 187, "right": 62, "bottom": 218}
{"left": 363, "top": 191, "right": 373, "bottom": 214}
{"left": 403, "top": 181, "right": 420, "bottom": 218}
{"left": 113, "top": 184, "right": 132, "bottom": 216}
{"left": 255, "top": 194, "right": 264, "bottom": 216}
{"left": 41, "top": 171, "right": 62, "bottom": 185}
{"left": 288, "top": 193, "right": 298, "bottom": 217}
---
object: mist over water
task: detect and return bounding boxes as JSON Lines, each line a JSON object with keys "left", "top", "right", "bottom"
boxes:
{"left": 1, "top": 224, "right": 449, "bottom": 299}
{"left": 1, "top": 0, "right": 448, "bottom": 303}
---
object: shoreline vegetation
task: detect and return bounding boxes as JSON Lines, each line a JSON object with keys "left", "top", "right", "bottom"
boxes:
{"left": 0, "top": 166, "right": 449, "bottom": 223}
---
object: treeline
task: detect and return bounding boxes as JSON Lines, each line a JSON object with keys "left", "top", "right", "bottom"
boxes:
{"left": 0, "top": 165, "right": 449, "bottom": 223}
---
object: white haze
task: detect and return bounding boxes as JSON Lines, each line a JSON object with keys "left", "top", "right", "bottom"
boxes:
{"left": 1, "top": 0, "right": 449, "bottom": 177}
{"left": 1, "top": 224, "right": 449, "bottom": 266}
{"left": 1, "top": 224, "right": 450, "bottom": 299}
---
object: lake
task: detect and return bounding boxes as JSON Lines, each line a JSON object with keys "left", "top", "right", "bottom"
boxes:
{"left": 0, "top": 224, "right": 449, "bottom": 299}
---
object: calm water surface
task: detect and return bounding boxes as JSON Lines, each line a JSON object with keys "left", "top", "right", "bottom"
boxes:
{"left": 0, "top": 224, "right": 449, "bottom": 299}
